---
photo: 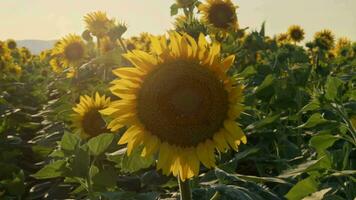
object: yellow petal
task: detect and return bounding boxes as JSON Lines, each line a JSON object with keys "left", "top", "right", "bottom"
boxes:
{"left": 118, "top": 125, "right": 141, "bottom": 144}
{"left": 221, "top": 55, "right": 235, "bottom": 72}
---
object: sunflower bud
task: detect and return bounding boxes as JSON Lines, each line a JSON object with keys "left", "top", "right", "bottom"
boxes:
{"left": 82, "top": 30, "right": 93, "bottom": 42}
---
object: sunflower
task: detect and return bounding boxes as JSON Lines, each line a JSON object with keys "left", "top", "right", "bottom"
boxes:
{"left": 0, "top": 41, "right": 8, "bottom": 55}
{"left": 199, "top": 0, "right": 238, "bottom": 34}
{"left": 287, "top": 25, "right": 305, "bottom": 43}
{"left": 84, "top": 11, "right": 113, "bottom": 38}
{"left": 50, "top": 58, "right": 64, "bottom": 74}
{"left": 101, "top": 32, "right": 246, "bottom": 181}
{"left": 333, "top": 37, "right": 352, "bottom": 57}
{"left": 276, "top": 33, "right": 290, "bottom": 45}
{"left": 72, "top": 93, "right": 111, "bottom": 139}
{"left": 7, "top": 64, "right": 22, "bottom": 76}
{"left": 314, "top": 29, "right": 335, "bottom": 50}
{"left": 6, "top": 39, "right": 17, "bottom": 50}
{"left": 52, "top": 34, "right": 86, "bottom": 67}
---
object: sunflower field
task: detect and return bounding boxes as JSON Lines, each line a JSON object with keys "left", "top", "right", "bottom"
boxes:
{"left": 1, "top": 0, "right": 355, "bottom": 199}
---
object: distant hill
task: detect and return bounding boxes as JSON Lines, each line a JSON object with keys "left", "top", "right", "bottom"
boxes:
{"left": 16, "top": 40, "right": 57, "bottom": 54}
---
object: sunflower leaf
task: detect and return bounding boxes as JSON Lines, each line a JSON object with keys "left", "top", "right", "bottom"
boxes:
{"left": 87, "top": 133, "right": 114, "bottom": 156}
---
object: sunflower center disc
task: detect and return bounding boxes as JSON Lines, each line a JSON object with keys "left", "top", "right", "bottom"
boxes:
{"left": 137, "top": 61, "right": 228, "bottom": 147}
{"left": 65, "top": 42, "right": 84, "bottom": 61}
{"left": 208, "top": 3, "right": 235, "bottom": 29}
{"left": 82, "top": 109, "right": 107, "bottom": 137}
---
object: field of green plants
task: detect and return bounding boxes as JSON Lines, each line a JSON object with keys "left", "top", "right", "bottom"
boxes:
{"left": 0, "top": 0, "right": 355, "bottom": 199}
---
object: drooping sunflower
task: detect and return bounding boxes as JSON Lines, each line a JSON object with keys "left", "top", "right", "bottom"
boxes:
{"left": 84, "top": 11, "right": 114, "bottom": 38}
{"left": 72, "top": 93, "right": 111, "bottom": 139}
{"left": 52, "top": 34, "right": 86, "bottom": 68}
{"left": 199, "top": 0, "right": 238, "bottom": 34}
{"left": 101, "top": 32, "right": 246, "bottom": 181}
{"left": 314, "top": 29, "right": 335, "bottom": 50}
{"left": 287, "top": 25, "right": 305, "bottom": 43}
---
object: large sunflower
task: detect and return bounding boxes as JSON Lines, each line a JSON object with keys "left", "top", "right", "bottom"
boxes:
{"left": 199, "top": 0, "right": 238, "bottom": 34}
{"left": 72, "top": 93, "right": 111, "bottom": 139}
{"left": 84, "top": 11, "right": 113, "bottom": 38}
{"left": 287, "top": 25, "right": 305, "bottom": 43}
{"left": 102, "top": 32, "right": 246, "bottom": 181}
{"left": 52, "top": 34, "right": 86, "bottom": 68}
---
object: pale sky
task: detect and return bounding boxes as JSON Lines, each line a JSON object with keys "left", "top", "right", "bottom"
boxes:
{"left": 0, "top": 0, "right": 355, "bottom": 41}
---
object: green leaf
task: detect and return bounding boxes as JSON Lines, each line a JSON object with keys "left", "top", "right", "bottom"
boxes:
{"left": 87, "top": 133, "right": 114, "bottom": 156}
{"left": 170, "top": 4, "right": 179, "bottom": 16}
{"left": 92, "top": 167, "right": 118, "bottom": 188}
{"left": 255, "top": 74, "right": 275, "bottom": 99}
{"left": 246, "top": 113, "right": 280, "bottom": 130}
{"left": 298, "top": 113, "right": 328, "bottom": 128}
{"left": 285, "top": 176, "right": 318, "bottom": 200}
{"left": 278, "top": 159, "right": 322, "bottom": 178}
{"left": 71, "top": 147, "right": 90, "bottom": 178}
{"left": 61, "top": 132, "right": 80, "bottom": 152}
{"left": 302, "top": 188, "right": 332, "bottom": 200}
{"left": 0, "top": 170, "right": 25, "bottom": 196}
{"left": 325, "top": 76, "right": 343, "bottom": 101}
{"left": 89, "top": 164, "right": 99, "bottom": 179}
{"left": 171, "top": 4, "right": 179, "bottom": 16}
{"left": 121, "top": 147, "right": 154, "bottom": 173}
{"left": 310, "top": 134, "right": 339, "bottom": 154}
{"left": 88, "top": 48, "right": 122, "bottom": 66}
{"left": 299, "top": 100, "right": 320, "bottom": 114}
{"left": 232, "top": 174, "right": 291, "bottom": 185}
{"left": 32, "top": 160, "right": 67, "bottom": 179}
{"left": 240, "top": 66, "right": 257, "bottom": 78}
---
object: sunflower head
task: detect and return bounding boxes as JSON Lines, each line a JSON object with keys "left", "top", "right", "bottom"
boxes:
{"left": 287, "top": 25, "right": 305, "bottom": 43}
{"left": 0, "top": 41, "right": 9, "bottom": 55}
{"left": 125, "top": 33, "right": 155, "bottom": 52}
{"left": 6, "top": 39, "right": 17, "bottom": 50}
{"left": 108, "top": 22, "right": 128, "bottom": 41}
{"left": 50, "top": 58, "right": 64, "bottom": 74}
{"left": 72, "top": 93, "right": 111, "bottom": 139}
{"left": 52, "top": 34, "right": 86, "bottom": 67}
{"left": 102, "top": 32, "right": 246, "bottom": 181}
{"left": 20, "top": 47, "right": 31, "bottom": 61}
{"left": 199, "top": 0, "right": 238, "bottom": 34}
{"left": 174, "top": 15, "right": 208, "bottom": 39}
{"left": 276, "top": 33, "right": 290, "bottom": 45}
{"left": 7, "top": 64, "right": 22, "bottom": 76}
{"left": 82, "top": 29, "right": 93, "bottom": 42}
{"left": 334, "top": 37, "right": 352, "bottom": 57}
{"left": 314, "top": 29, "right": 335, "bottom": 50}
{"left": 84, "top": 11, "right": 114, "bottom": 38}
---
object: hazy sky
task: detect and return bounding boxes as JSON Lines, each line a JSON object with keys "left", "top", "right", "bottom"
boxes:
{"left": 0, "top": 0, "right": 355, "bottom": 41}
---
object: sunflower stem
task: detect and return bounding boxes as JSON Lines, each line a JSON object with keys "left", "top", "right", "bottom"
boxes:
{"left": 178, "top": 177, "right": 192, "bottom": 200}
{"left": 118, "top": 37, "right": 128, "bottom": 53}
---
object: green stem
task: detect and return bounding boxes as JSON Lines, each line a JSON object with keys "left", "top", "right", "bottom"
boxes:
{"left": 178, "top": 177, "right": 192, "bottom": 200}
{"left": 118, "top": 37, "right": 128, "bottom": 53}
